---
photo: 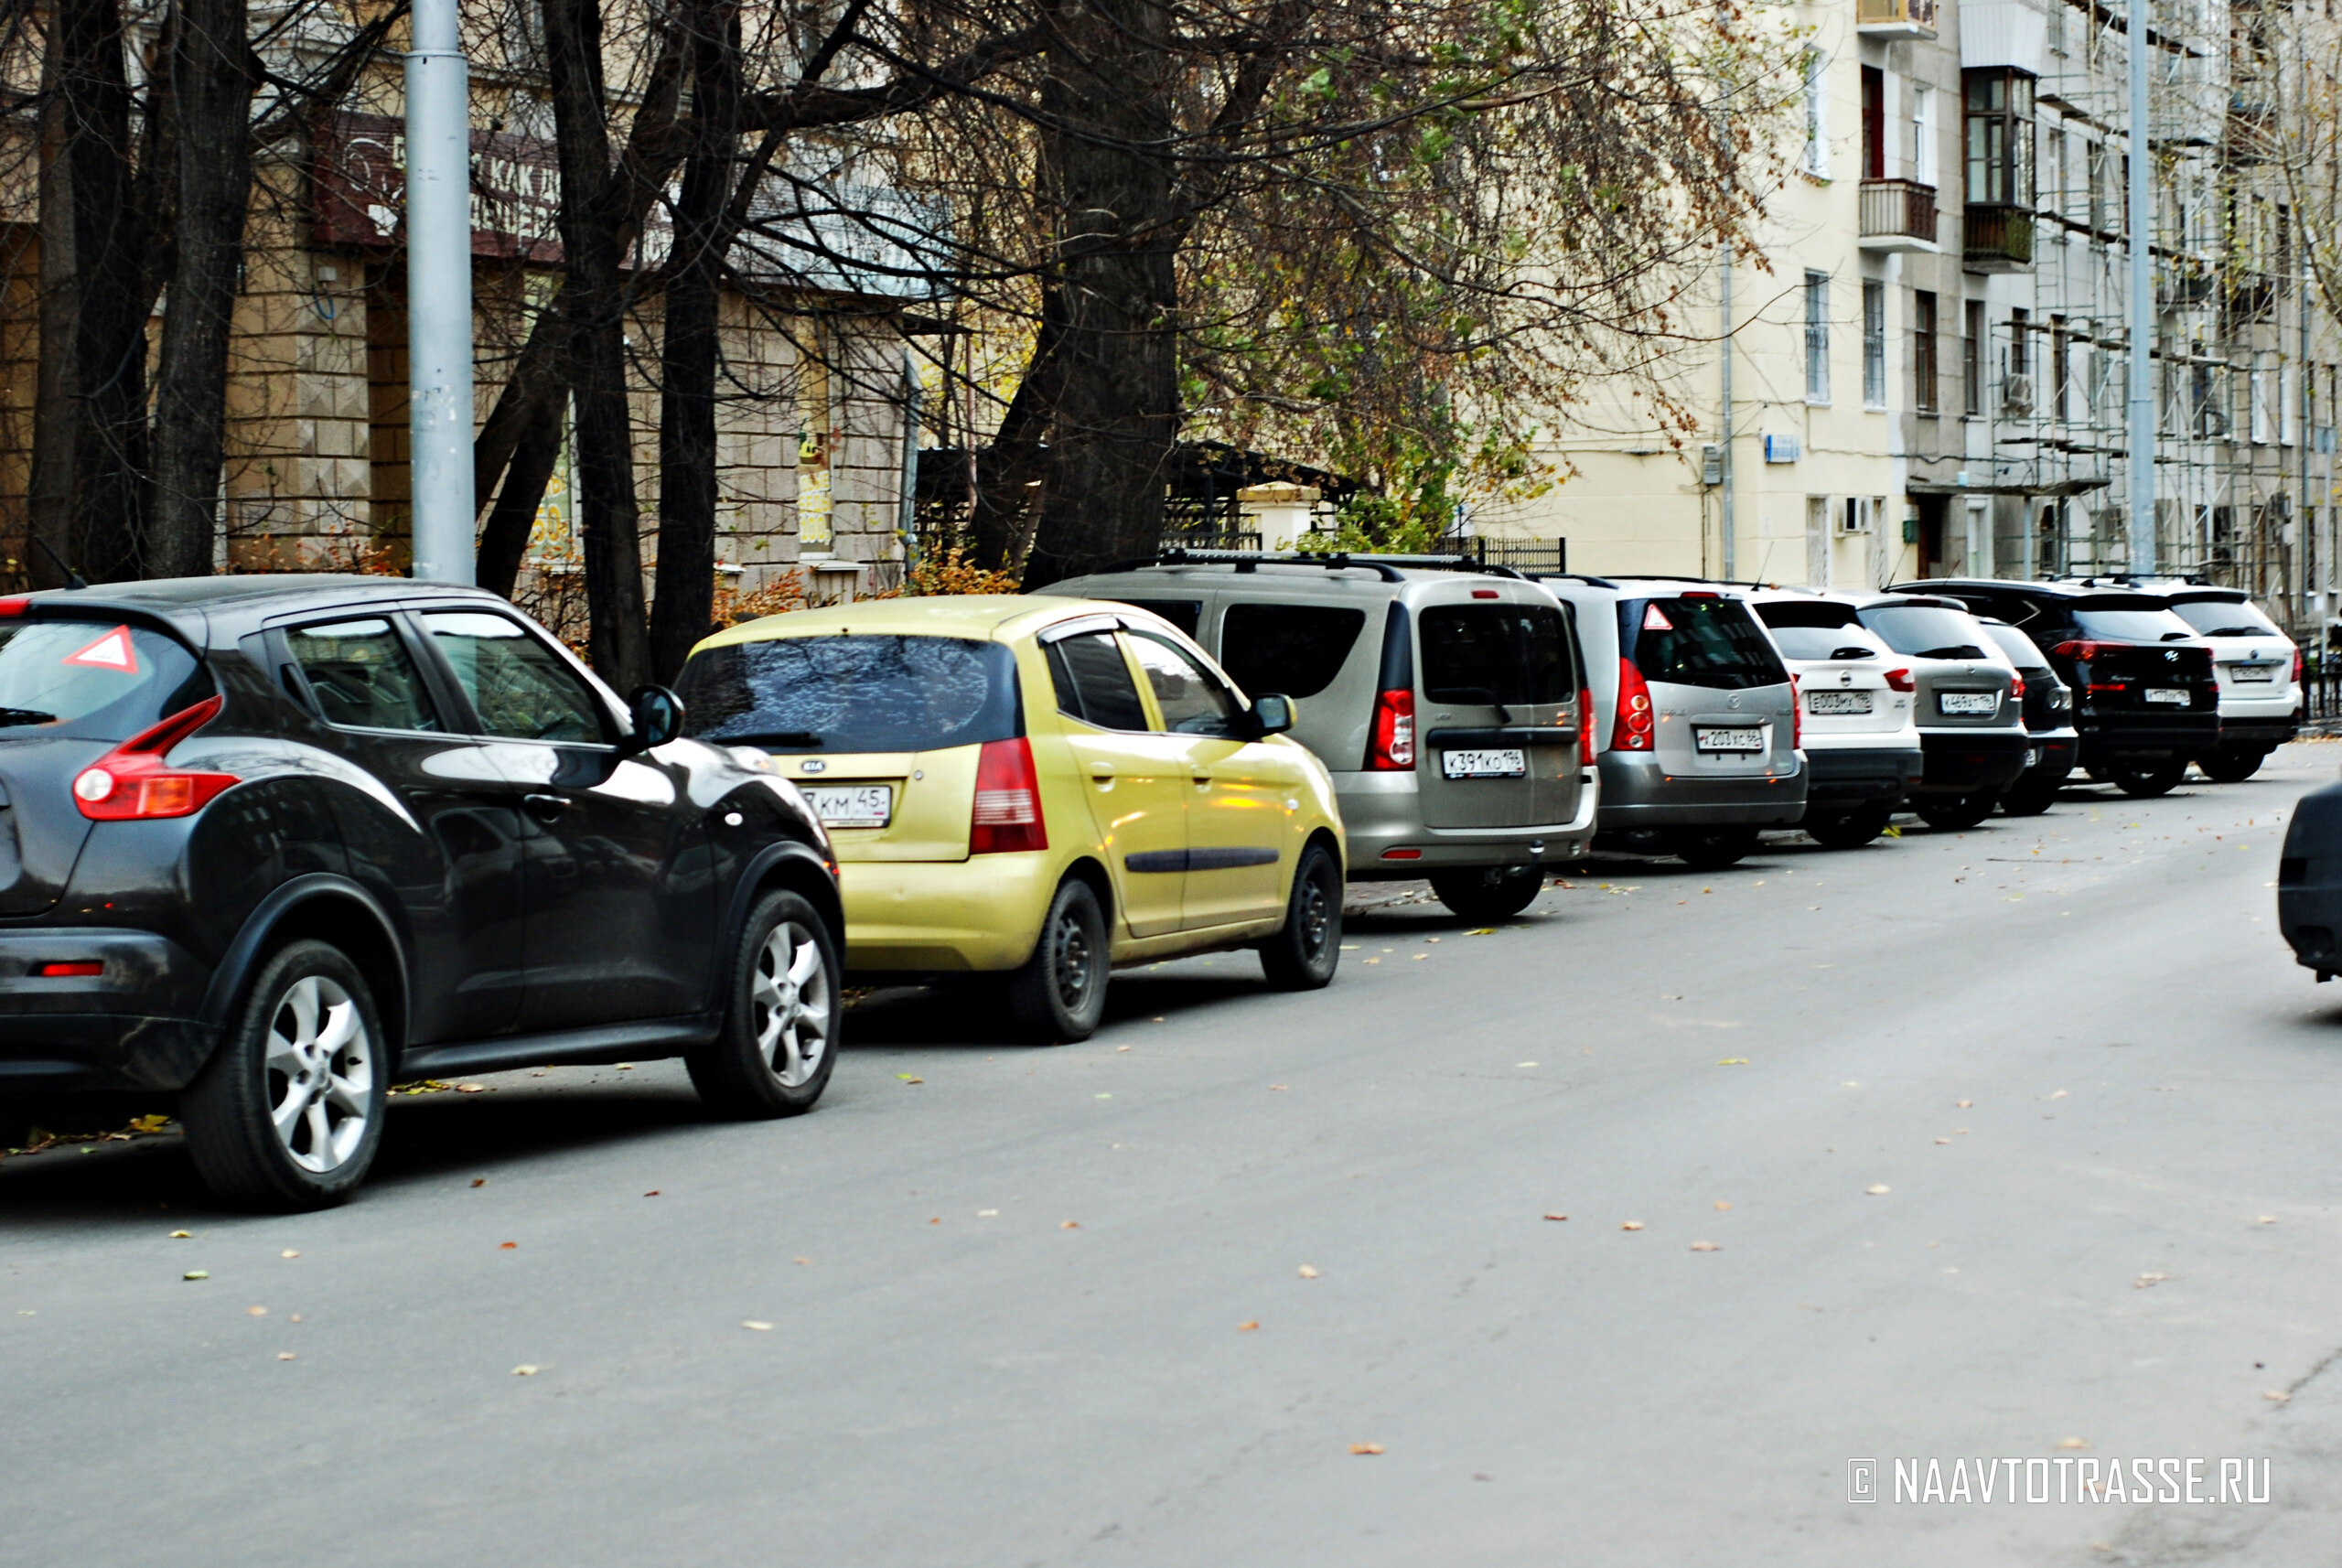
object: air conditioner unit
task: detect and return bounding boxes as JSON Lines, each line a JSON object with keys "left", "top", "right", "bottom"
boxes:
{"left": 2002, "top": 372, "right": 2036, "bottom": 416}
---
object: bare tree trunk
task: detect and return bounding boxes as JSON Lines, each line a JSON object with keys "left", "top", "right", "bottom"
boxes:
{"left": 475, "top": 413, "right": 563, "bottom": 597}
{"left": 31, "top": 0, "right": 149, "bottom": 585}
{"left": 544, "top": 0, "right": 651, "bottom": 689}
{"left": 1019, "top": 0, "right": 1179, "bottom": 588}
{"left": 145, "top": 0, "right": 255, "bottom": 576}
{"left": 648, "top": 0, "right": 743, "bottom": 682}
{"left": 968, "top": 302, "right": 1061, "bottom": 571}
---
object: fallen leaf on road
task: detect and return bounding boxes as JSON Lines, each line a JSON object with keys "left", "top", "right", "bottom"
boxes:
{"left": 511, "top": 1365, "right": 540, "bottom": 1376}
{"left": 929, "top": 1217, "right": 940, "bottom": 1225}
{"left": 1061, "top": 1220, "right": 1080, "bottom": 1230}
{"left": 1362, "top": 958, "right": 1380, "bottom": 965}
{"left": 743, "top": 1321, "right": 773, "bottom": 1332}
{"left": 1116, "top": 1046, "right": 1130, "bottom": 1052}
{"left": 2045, "top": 1090, "right": 2069, "bottom": 1101}
{"left": 499, "top": 1241, "right": 517, "bottom": 1251}
{"left": 1842, "top": 1080, "right": 1861, "bottom": 1089}
{"left": 247, "top": 1305, "right": 267, "bottom": 1316}
{"left": 1268, "top": 1084, "right": 1288, "bottom": 1091}
{"left": 1714, "top": 1201, "right": 1732, "bottom": 1211}
{"left": 1865, "top": 1186, "right": 1891, "bottom": 1197}
{"left": 978, "top": 1209, "right": 998, "bottom": 1217}
{"left": 129, "top": 1114, "right": 169, "bottom": 1133}
{"left": 1238, "top": 1321, "right": 1259, "bottom": 1331}
{"left": 1423, "top": 937, "right": 1440, "bottom": 944}
{"left": 2133, "top": 1273, "right": 2168, "bottom": 1289}
{"left": 1957, "top": 1100, "right": 1973, "bottom": 1109}
{"left": 1716, "top": 1058, "right": 1748, "bottom": 1067}
{"left": 1466, "top": 928, "right": 1497, "bottom": 936}
{"left": 1412, "top": 953, "right": 1428, "bottom": 961}
{"left": 1620, "top": 1221, "right": 1644, "bottom": 1232}
{"left": 645, "top": 1190, "right": 660, "bottom": 1197}
{"left": 276, "top": 1352, "right": 295, "bottom": 1361}
{"left": 168, "top": 1230, "right": 191, "bottom": 1239}
{"left": 183, "top": 1271, "right": 208, "bottom": 1281}
{"left": 1095, "top": 1092, "right": 1112, "bottom": 1099}
{"left": 1935, "top": 1137, "right": 1952, "bottom": 1145}
{"left": 2057, "top": 1437, "right": 2090, "bottom": 1450}
{"left": 793, "top": 1257, "right": 811, "bottom": 1265}
{"left": 1298, "top": 1264, "right": 1321, "bottom": 1278}
{"left": 280, "top": 1250, "right": 299, "bottom": 1260}
{"left": 469, "top": 1178, "right": 486, "bottom": 1187}
{"left": 1690, "top": 1240, "right": 1721, "bottom": 1252}
{"left": 1348, "top": 1444, "right": 1385, "bottom": 1455}
{"left": 457, "top": 1083, "right": 485, "bottom": 1094}
{"left": 2265, "top": 1391, "right": 2292, "bottom": 1403}
{"left": 616, "top": 1064, "right": 634, "bottom": 1071}
{"left": 1150, "top": 1016, "right": 1166, "bottom": 1023}
{"left": 897, "top": 1074, "right": 924, "bottom": 1084}
{"left": 289, "top": 1315, "right": 301, "bottom": 1322}
{"left": 1542, "top": 1213, "right": 1569, "bottom": 1222}
{"left": 2257, "top": 1216, "right": 2279, "bottom": 1225}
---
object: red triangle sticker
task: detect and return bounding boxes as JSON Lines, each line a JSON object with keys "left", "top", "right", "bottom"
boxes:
{"left": 63, "top": 626, "right": 138, "bottom": 674}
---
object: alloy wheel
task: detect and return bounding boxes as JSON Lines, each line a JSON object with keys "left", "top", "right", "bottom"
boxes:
{"left": 263, "top": 975, "right": 374, "bottom": 1175}
{"left": 751, "top": 921, "right": 833, "bottom": 1087}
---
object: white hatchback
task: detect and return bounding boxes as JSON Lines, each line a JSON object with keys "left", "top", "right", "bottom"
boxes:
{"left": 2155, "top": 588, "right": 2299, "bottom": 780}
{"left": 1746, "top": 594, "right": 1924, "bottom": 847}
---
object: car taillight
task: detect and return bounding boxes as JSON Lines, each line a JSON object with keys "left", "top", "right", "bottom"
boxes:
{"left": 37, "top": 961, "right": 102, "bottom": 977}
{"left": 2294, "top": 648, "right": 2305, "bottom": 684}
{"left": 72, "top": 696, "right": 238, "bottom": 821}
{"left": 2051, "top": 640, "right": 2106, "bottom": 662}
{"left": 1576, "top": 685, "right": 1596, "bottom": 768}
{"left": 1368, "top": 688, "right": 1415, "bottom": 769}
{"left": 1884, "top": 667, "right": 1915, "bottom": 693}
{"left": 1611, "top": 658, "right": 1655, "bottom": 750}
{"left": 1789, "top": 674, "right": 1802, "bottom": 748}
{"left": 969, "top": 736, "right": 1047, "bottom": 854}
{"left": 2010, "top": 673, "right": 2025, "bottom": 701}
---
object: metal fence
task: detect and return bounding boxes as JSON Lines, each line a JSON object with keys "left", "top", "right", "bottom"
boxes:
{"left": 2301, "top": 655, "right": 2342, "bottom": 724}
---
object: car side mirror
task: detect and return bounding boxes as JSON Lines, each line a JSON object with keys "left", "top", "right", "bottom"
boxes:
{"left": 1250, "top": 693, "right": 1295, "bottom": 736}
{"left": 622, "top": 684, "right": 684, "bottom": 754}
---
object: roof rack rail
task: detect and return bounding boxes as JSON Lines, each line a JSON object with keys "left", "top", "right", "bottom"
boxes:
{"left": 1591, "top": 574, "right": 1812, "bottom": 591}
{"left": 1094, "top": 548, "right": 1531, "bottom": 584}
{"left": 1525, "top": 571, "right": 1622, "bottom": 589}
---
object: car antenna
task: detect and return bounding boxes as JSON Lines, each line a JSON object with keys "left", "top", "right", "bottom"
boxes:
{"left": 29, "top": 534, "right": 88, "bottom": 590}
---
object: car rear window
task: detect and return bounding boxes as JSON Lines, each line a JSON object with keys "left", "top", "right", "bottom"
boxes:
{"left": 1619, "top": 597, "right": 1784, "bottom": 691}
{"left": 1419, "top": 603, "right": 1573, "bottom": 705}
{"left": 1766, "top": 625, "right": 1881, "bottom": 661}
{"left": 1857, "top": 604, "right": 1989, "bottom": 659}
{"left": 1218, "top": 603, "right": 1367, "bottom": 700}
{"left": 677, "top": 635, "right": 1021, "bottom": 752}
{"left": 2166, "top": 597, "right": 2284, "bottom": 638}
{"left": 1980, "top": 622, "right": 2051, "bottom": 670}
{"left": 2068, "top": 607, "right": 2197, "bottom": 642}
{"left": 1113, "top": 599, "right": 1202, "bottom": 639}
{"left": 0, "top": 619, "right": 211, "bottom": 739}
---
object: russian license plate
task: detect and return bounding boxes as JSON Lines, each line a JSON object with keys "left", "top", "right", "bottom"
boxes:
{"left": 1693, "top": 726, "right": 1764, "bottom": 754}
{"left": 1806, "top": 690, "right": 1874, "bottom": 715}
{"left": 1939, "top": 691, "right": 1998, "bottom": 716}
{"left": 801, "top": 784, "right": 893, "bottom": 828}
{"left": 2232, "top": 664, "right": 2278, "bottom": 683}
{"left": 2143, "top": 688, "right": 2189, "bottom": 705}
{"left": 1442, "top": 748, "right": 1527, "bottom": 779}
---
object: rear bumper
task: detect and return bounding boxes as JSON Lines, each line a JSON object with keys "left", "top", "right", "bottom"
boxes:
{"left": 1592, "top": 749, "right": 1807, "bottom": 828}
{"left": 1334, "top": 768, "right": 1598, "bottom": 880}
{"left": 0, "top": 929, "right": 216, "bottom": 1090}
{"left": 1800, "top": 745, "right": 1925, "bottom": 809}
{"left": 2280, "top": 882, "right": 2342, "bottom": 973}
{"left": 2216, "top": 717, "right": 2300, "bottom": 749}
{"left": 1914, "top": 729, "right": 2030, "bottom": 794}
{"left": 838, "top": 855, "right": 1054, "bottom": 973}
{"left": 2076, "top": 713, "right": 2221, "bottom": 765}
{"left": 2022, "top": 731, "right": 2081, "bottom": 779}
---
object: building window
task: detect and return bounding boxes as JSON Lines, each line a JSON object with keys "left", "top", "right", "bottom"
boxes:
{"left": 1964, "top": 300, "right": 1985, "bottom": 416}
{"left": 1964, "top": 69, "right": 2035, "bottom": 207}
{"left": 2010, "top": 307, "right": 2030, "bottom": 376}
{"left": 1915, "top": 290, "right": 1939, "bottom": 413}
{"left": 1803, "top": 50, "right": 1831, "bottom": 180}
{"left": 1910, "top": 84, "right": 1934, "bottom": 186}
{"left": 1806, "top": 271, "right": 1831, "bottom": 403}
{"left": 2050, "top": 315, "right": 2069, "bottom": 421}
{"left": 1864, "top": 281, "right": 1887, "bottom": 408}
{"left": 1862, "top": 67, "right": 1885, "bottom": 181}
{"left": 2087, "top": 140, "right": 2110, "bottom": 232}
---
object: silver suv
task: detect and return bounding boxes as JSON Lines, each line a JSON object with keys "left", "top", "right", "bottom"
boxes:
{"left": 1048, "top": 554, "right": 1597, "bottom": 919}
{"left": 1850, "top": 595, "right": 2028, "bottom": 830}
{"left": 1533, "top": 575, "right": 1804, "bottom": 870}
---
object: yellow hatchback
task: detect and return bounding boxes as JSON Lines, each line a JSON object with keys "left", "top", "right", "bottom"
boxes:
{"left": 674, "top": 596, "right": 1347, "bottom": 1040}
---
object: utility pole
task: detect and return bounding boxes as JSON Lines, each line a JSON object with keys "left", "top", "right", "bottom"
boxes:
{"left": 2125, "top": 0, "right": 2158, "bottom": 575}
{"left": 1720, "top": 239, "right": 1736, "bottom": 580}
{"left": 405, "top": 0, "right": 475, "bottom": 585}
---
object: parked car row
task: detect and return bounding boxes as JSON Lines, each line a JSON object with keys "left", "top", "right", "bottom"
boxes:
{"left": 0, "top": 563, "right": 2303, "bottom": 1210}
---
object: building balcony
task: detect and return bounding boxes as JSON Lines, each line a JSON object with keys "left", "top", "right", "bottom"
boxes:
{"left": 1963, "top": 203, "right": 2034, "bottom": 271}
{"left": 1858, "top": 178, "right": 1939, "bottom": 252}
{"left": 1856, "top": 0, "right": 1938, "bottom": 38}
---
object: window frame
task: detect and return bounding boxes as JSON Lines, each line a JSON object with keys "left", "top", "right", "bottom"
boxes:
{"left": 1805, "top": 270, "right": 1832, "bottom": 404}
{"left": 271, "top": 612, "right": 453, "bottom": 739}
{"left": 413, "top": 606, "right": 620, "bottom": 747}
{"left": 1123, "top": 628, "right": 1248, "bottom": 738}
{"left": 1914, "top": 289, "right": 1940, "bottom": 414}
{"left": 1962, "top": 68, "right": 2035, "bottom": 208}
{"left": 1862, "top": 280, "right": 1887, "bottom": 409}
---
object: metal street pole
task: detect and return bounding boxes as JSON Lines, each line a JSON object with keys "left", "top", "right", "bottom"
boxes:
{"left": 405, "top": 0, "right": 475, "bottom": 585}
{"left": 2126, "top": 0, "right": 2158, "bottom": 575}
{"left": 1720, "top": 238, "right": 1735, "bottom": 580}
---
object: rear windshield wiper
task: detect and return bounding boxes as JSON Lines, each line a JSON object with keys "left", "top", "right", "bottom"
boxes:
{"left": 725, "top": 731, "right": 824, "bottom": 748}
{"left": 0, "top": 708, "right": 59, "bottom": 728}
{"left": 2159, "top": 631, "right": 2193, "bottom": 641}
{"left": 1913, "top": 645, "right": 1985, "bottom": 660}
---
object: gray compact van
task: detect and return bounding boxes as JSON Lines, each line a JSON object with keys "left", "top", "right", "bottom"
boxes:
{"left": 1048, "top": 554, "right": 1597, "bottom": 919}
{"left": 1532, "top": 575, "right": 1805, "bottom": 870}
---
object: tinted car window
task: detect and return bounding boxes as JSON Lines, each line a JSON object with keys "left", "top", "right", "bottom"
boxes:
{"left": 1046, "top": 631, "right": 1150, "bottom": 731}
{"left": 1114, "top": 599, "right": 1202, "bottom": 639}
{"left": 1767, "top": 625, "right": 1880, "bottom": 661}
{"left": 678, "top": 635, "right": 1020, "bottom": 752}
{"left": 0, "top": 620, "right": 211, "bottom": 738}
{"left": 1422, "top": 603, "right": 1574, "bottom": 704}
{"left": 288, "top": 619, "right": 440, "bottom": 733}
{"left": 1128, "top": 632, "right": 1241, "bottom": 736}
{"left": 2166, "top": 598, "right": 2283, "bottom": 638}
{"left": 424, "top": 612, "right": 605, "bottom": 742}
{"left": 2069, "top": 607, "right": 2197, "bottom": 642}
{"left": 1619, "top": 597, "right": 1783, "bottom": 691}
{"left": 1753, "top": 600, "right": 1861, "bottom": 630}
{"left": 1980, "top": 622, "right": 2052, "bottom": 670}
{"left": 1218, "top": 603, "right": 1366, "bottom": 700}
{"left": 1858, "top": 604, "right": 1989, "bottom": 659}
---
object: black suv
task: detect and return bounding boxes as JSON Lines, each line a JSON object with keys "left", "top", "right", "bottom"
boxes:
{"left": 0, "top": 577, "right": 843, "bottom": 1208}
{"left": 1888, "top": 580, "right": 2218, "bottom": 797}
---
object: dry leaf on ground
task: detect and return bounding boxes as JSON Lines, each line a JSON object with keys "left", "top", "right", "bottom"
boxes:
{"left": 1542, "top": 1213, "right": 1569, "bottom": 1222}
{"left": 1620, "top": 1221, "right": 1644, "bottom": 1231}
{"left": 1348, "top": 1443, "right": 1385, "bottom": 1455}
{"left": 743, "top": 1321, "right": 773, "bottom": 1332}
{"left": 1865, "top": 1185, "right": 1891, "bottom": 1196}
{"left": 1690, "top": 1240, "right": 1722, "bottom": 1252}
{"left": 1298, "top": 1264, "right": 1321, "bottom": 1278}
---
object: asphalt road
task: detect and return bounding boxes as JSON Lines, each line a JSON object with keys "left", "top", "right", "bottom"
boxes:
{"left": 9, "top": 745, "right": 2342, "bottom": 1566}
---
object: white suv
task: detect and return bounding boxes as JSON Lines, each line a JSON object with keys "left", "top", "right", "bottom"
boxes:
{"left": 1746, "top": 592, "right": 1923, "bottom": 848}
{"left": 2136, "top": 585, "right": 2299, "bottom": 781}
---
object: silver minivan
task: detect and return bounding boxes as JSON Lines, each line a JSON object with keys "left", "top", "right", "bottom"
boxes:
{"left": 1534, "top": 575, "right": 1804, "bottom": 870}
{"left": 1049, "top": 555, "right": 1598, "bottom": 919}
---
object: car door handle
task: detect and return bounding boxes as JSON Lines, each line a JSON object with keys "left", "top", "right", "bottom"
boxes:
{"left": 522, "top": 793, "right": 573, "bottom": 824}
{"left": 1088, "top": 763, "right": 1116, "bottom": 781}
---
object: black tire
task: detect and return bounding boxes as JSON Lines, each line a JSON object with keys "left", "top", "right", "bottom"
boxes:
{"left": 1004, "top": 877, "right": 1111, "bottom": 1043}
{"left": 2109, "top": 757, "right": 2188, "bottom": 798}
{"left": 1914, "top": 792, "right": 1998, "bottom": 832}
{"left": 1427, "top": 864, "right": 1544, "bottom": 923}
{"left": 1999, "top": 768, "right": 2070, "bottom": 816}
{"left": 687, "top": 889, "right": 842, "bottom": 1117}
{"left": 1802, "top": 803, "right": 1895, "bottom": 849}
{"left": 2197, "top": 747, "right": 2268, "bottom": 784}
{"left": 180, "top": 940, "right": 387, "bottom": 1211}
{"left": 1674, "top": 828, "right": 1759, "bottom": 871}
{"left": 1262, "top": 843, "right": 1345, "bottom": 988}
